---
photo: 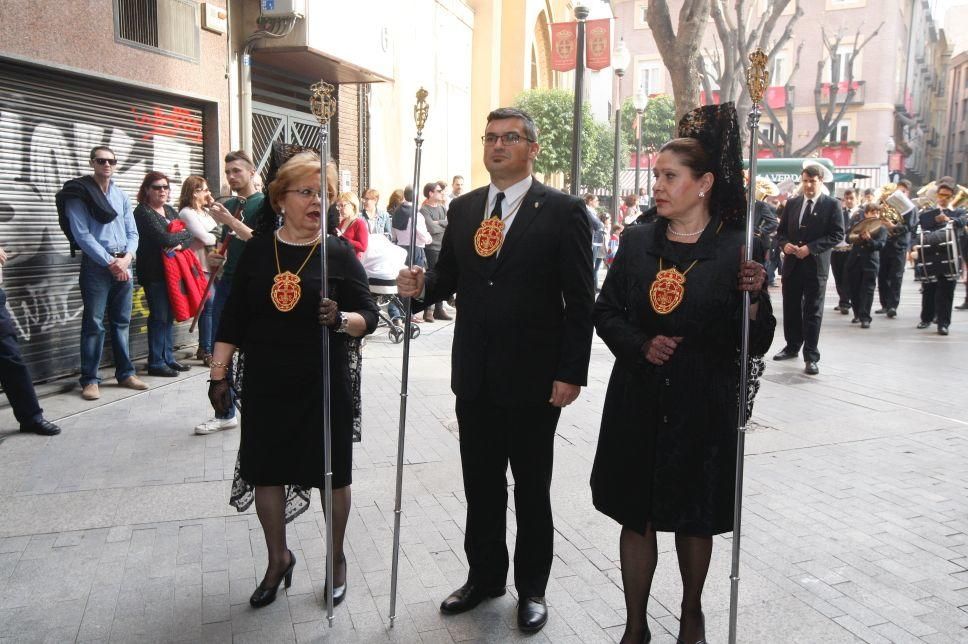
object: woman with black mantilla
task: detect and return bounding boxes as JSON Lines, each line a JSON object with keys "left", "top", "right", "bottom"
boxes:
{"left": 208, "top": 151, "right": 378, "bottom": 610}
{"left": 591, "top": 104, "right": 776, "bottom": 644}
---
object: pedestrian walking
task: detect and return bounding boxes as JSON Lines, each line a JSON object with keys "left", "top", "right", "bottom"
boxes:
{"left": 397, "top": 106, "right": 594, "bottom": 633}
{"left": 590, "top": 104, "right": 776, "bottom": 644}
{"left": 209, "top": 151, "right": 378, "bottom": 610}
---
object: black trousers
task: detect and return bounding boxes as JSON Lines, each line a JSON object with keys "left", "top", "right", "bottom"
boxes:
{"left": 831, "top": 250, "right": 851, "bottom": 308}
{"left": 848, "top": 267, "right": 878, "bottom": 323}
{"left": 877, "top": 242, "right": 907, "bottom": 310}
{"left": 781, "top": 260, "right": 827, "bottom": 362}
{"left": 455, "top": 396, "right": 561, "bottom": 597}
{"left": 0, "top": 299, "right": 42, "bottom": 426}
{"left": 423, "top": 248, "right": 445, "bottom": 315}
{"left": 920, "top": 277, "right": 956, "bottom": 327}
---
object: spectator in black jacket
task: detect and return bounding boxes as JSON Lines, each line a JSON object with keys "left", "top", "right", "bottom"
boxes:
{"left": 132, "top": 172, "right": 194, "bottom": 377}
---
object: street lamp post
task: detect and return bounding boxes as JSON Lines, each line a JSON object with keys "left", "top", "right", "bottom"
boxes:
{"left": 569, "top": 1, "right": 590, "bottom": 196}
{"left": 611, "top": 39, "right": 631, "bottom": 223}
{"left": 885, "top": 136, "right": 895, "bottom": 183}
{"left": 646, "top": 143, "right": 656, "bottom": 205}
{"left": 633, "top": 90, "right": 648, "bottom": 211}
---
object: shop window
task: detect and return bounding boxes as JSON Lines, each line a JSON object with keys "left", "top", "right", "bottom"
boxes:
{"left": 115, "top": 0, "right": 200, "bottom": 62}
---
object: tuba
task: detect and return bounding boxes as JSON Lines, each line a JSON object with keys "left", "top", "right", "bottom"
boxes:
{"left": 874, "top": 183, "right": 906, "bottom": 232}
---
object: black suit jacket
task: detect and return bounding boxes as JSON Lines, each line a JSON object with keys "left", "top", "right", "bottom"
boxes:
{"left": 776, "top": 193, "right": 844, "bottom": 280}
{"left": 420, "top": 179, "right": 595, "bottom": 405}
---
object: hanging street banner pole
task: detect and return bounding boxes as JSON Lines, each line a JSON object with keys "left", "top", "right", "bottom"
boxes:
{"left": 309, "top": 79, "right": 338, "bottom": 627}
{"left": 729, "top": 48, "right": 769, "bottom": 644}
{"left": 389, "top": 87, "right": 429, "bottom": 627}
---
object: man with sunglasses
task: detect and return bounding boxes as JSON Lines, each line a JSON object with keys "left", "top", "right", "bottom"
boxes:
{"left": 63, "top": 146, "right": 146, "bottom": 401}
{"left": 397, "top": 107, "right": 594, "bottom": 633}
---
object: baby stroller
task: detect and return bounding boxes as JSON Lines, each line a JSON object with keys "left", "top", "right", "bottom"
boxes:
{"left": 363, "top": 236, "right": 419, "bottom": 344}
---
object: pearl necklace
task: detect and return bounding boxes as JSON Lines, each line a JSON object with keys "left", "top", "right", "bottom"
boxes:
{"left": 276, "top": 229, "right": 322, "bottom": 246}
{"left": 667, "top": 220, "right": 710, "bottom": 237}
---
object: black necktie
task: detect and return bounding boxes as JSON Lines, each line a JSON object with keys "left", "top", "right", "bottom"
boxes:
{"left": 491, "top": 192, "right": 505, "bottom": 219}
{"left": 800, "top": 199, "right": 813, "bottom": 227}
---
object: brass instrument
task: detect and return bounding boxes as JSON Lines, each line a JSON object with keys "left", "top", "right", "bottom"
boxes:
{"left": 873, "top": 183, "right": 906, "bottom": 232}
{"left": 848, "top": 214, "right": 885, "bottom": 244}
{"left": 917, "top": 180, "right": 968, "bottom": 209}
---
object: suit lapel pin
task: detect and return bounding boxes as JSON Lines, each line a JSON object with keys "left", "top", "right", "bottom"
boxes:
{"left": 534, "top": 201, "right": 541, "bottom": 209}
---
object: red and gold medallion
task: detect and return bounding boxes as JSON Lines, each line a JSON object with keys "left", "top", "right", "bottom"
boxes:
{"left": 649, "top": 267, "right": 687, "bottom": 314}
{"left": 474, "top": 218, "right": 505, "bottom": 257}
{"left": 270, "top": 271, "right": 302, "bottom": 312}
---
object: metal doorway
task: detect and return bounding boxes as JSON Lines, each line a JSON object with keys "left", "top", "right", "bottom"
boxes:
{"left": 251, "top": 103, "right": 322, "bottom": 182}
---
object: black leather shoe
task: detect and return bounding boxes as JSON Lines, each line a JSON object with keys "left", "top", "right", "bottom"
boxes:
{"left": 439, "top": 582, "right": 506, "bottom": 614}
{"left": 324, "top": 555, "right": 347, "bottom": 607}
{"left": 861, "top": 320, "right": 871, "bottom": 329}
{"left": 956, "top": 302, "right": 968, "bottom": 310}
{"left": 939, "top": 326, "right": 949, "bottom": 336}
{"left": 840, "top": 306, "right": 850, "bottom": 315}
{"left": 772, "top": 349, "right": 798, "bottom": 361}
{"left": 147, "top": 366, "right": 178, "bottom": 377}
{"left": 167, "top": 361, "right": 191, "bottom": 372}
{"left": 19, "top": 418, "right": 61, "bottom": 436}
{"left": 851, "top": 317, "right": 859, "bottom": 324}
{"left": 917, "top": 321, "right": 931, "bottom": 329}
{"left": 250, "top": 550, "right": 296, "bottom": 608}
{"left": 804, "top": 361, "right": 819, "bottom": 375}
{"left": 875, "top": 308, "right": 886, "bottom": 314}
{"left": 886, "top": 308, "right": 897, "bottom": 318}
{"left": 517, "top": 596, "right": 548, "bottom": 633}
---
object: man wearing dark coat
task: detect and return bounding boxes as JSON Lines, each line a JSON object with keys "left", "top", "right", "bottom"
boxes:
{"left": 772, "top": 164, "right": 845, "bottom": 375}
{"left": 914, "top": 182, "right": 967, "bottom": 335}
{"left": 397, "top": 107, "right": 594, "bottom": 633}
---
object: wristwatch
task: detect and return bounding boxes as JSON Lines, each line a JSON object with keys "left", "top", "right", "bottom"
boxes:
{"left": 334, "top": 311, "right": 349, "bottom": 334}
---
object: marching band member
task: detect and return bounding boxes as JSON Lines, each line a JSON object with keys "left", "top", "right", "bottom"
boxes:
{"left": 876, "top": 180, "right": 917, "bottom": 318}
{"left": 831, "top": 189, "right": 857, "bottom": 315}
{"left": 846, "top": 204, "right": 888, "bottom": 328}
{"left": 914, "top": 182, "right": 966, "bottom": 335}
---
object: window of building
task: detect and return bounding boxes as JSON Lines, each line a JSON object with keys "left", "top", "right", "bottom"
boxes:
{"left": 634, "top": 2, "right": 649, "bottom": 29}
{"left": 826, "top": 121, "right": 850, "bottom": 144}
{"left": 636, "top": 61, "right": 665, "bottom": 95}
{"left": 769, "top": 53, "right": 788, "bottom": 87}
{"left": 759, "top": 123, "right": 776, "bottom": 143}
{"left": 115, "top": 0, "right": 200, "bottom": 62}
{"left": 826, "top": 47, "right": 856, "bottom": 83}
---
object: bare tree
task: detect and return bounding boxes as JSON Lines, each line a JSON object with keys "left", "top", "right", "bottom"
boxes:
{"left": 759, "top": 24, "right": 883, "bottom": 157}
{"left": 646, "top": 0, "right": 711, "bottom": 122}
{"left": 702, "top": 0, "right": 804, "bottom": 107}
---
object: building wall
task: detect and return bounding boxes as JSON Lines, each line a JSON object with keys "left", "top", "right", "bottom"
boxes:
{"left": 943, "top": 51, "right": 968, "bottom": 182}
{"left": 612, "top": 0, "right": 931, "bottom": 171}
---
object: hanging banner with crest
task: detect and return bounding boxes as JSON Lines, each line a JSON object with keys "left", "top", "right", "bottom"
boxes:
{"left": 585, "top": 19, "right": 611, "bottom": 70}
{"left": 550, "top": 22, "right": 578, "bottom": 72}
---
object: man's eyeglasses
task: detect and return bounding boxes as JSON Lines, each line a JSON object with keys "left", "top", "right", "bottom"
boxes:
{"left": 93, "top": 158, "right": 118, "bottom": 166}
{"left": 481, "top": 133, "right": 535, "bottom": 146}
{"left": 150, "top": 184, "right": 170, "bottom": 191}
{"left": 285, "top": 188, "right": 323, "bottom": 200}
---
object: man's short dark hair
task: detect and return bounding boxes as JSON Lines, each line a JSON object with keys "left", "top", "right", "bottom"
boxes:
{"left": 224, "top": 150, "right": 255, "bottom": 171}
{"left": 423, "top": 182, "right": 438, "bottom": 199}
{"left": 583, "top": 193, "right": 597, "bottom": 205}
{"left": 936, "top": 182, "right": 955, "bottom": 195}
{"left": 897, "top": 179, "right": 913, "bottom": 191}
{"left": 452, "top": 175, "right": 464, "bottom": 183}
{"left": 863, "top": 188, "right": 874, "bottom": 196}
{"left": 801, "top": 165, "right": 823, "bottom": 179}
{"left": 843, "top": 188, "right": 855, "bottom": 198}
{"left": 90, "top": 145, "right": 115, "bottom": 160}
{"left": 404, "top": 185, "right": 414, "bottom": 202}
{"left": 487, "top": 107, "right": 538, "bottom": 141}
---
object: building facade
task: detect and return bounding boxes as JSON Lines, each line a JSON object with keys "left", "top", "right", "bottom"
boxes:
{"left": 611, "top": 0, "right": 950, "bottom": 185}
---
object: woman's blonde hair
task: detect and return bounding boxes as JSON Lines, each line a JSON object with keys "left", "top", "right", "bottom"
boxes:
{"left": 268, "top": 152, "right": 339, "bottom": 213}
{"left": 338, "top": 191, "right": 361, "bottom": 218}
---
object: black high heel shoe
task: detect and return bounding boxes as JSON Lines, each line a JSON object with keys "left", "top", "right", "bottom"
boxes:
{"left": 250, "top": 550, "right": 296, "bottom": 608}
{"left": 324, "top": 554, "right": 347, "bottom": 607}
{"left": 676, "top": 610, "right": 706, "bottom": 644}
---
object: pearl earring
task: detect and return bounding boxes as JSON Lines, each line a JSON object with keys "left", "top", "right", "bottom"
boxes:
{"left": 281, "top": 207, "right": 286, "bottom": 216}
{"left": 699, "top": 191, "right": 705, "bottom": 198}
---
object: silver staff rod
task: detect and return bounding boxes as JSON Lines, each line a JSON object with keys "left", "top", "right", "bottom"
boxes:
{"left": 389, "top": 88, "right": 430, "bottom": 627}
{"left": 729, "top": 48, "right": 769, "bottom": 644}
{"left": 310, "top": 81, "right": 337, "bottom": 627}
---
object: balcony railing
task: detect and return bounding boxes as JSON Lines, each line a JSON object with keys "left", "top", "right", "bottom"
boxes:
{"left": 820, "top": 80, "right": 865, "bottom": 105}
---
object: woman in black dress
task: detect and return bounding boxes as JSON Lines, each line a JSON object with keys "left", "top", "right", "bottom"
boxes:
{"left": 207, "top": 152, "right": 378, "bottom": 609}
{"left": 591, "top": 105, "right": 776, "bottom": 644}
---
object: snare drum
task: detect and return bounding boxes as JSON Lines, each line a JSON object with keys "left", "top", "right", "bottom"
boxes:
{"left": 913, "top": 224, "right": 962, "bottom": 282}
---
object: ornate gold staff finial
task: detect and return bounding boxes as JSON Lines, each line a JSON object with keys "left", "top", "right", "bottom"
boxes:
{"left": 310, "top": 81, "right": 337, "bottom": 124}
{"left": 414, "top": 88, "right": 429, "bottom": 133}
{"left": 746, "top": 49, "right": 769, "bottom": 105}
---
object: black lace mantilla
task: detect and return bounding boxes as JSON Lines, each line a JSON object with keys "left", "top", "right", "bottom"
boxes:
{"left": 677, "top": 103, "right": 746, "bottom": 226}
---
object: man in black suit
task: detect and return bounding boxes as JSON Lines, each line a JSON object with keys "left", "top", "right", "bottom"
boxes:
{"left": 772, "top": 164, "right": 845, "bottom": 375}
{"left": 914, "top": 182, "right": 966, "bottom": 335}
{"left": 397, "top": 107, "right": 594, "bottom": 633}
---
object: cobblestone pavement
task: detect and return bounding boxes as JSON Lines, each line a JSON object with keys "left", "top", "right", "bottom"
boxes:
{"left": 0, "top": 275, "right": 967, "bottom": 643}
